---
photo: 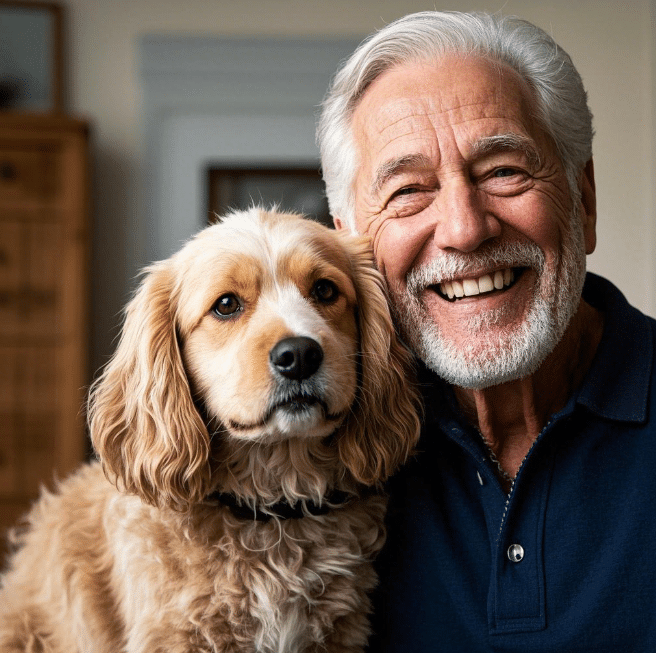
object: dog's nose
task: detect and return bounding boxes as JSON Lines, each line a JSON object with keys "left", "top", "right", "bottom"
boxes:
{"left": 270, "top": 337, "right": 324, "bottom": 380}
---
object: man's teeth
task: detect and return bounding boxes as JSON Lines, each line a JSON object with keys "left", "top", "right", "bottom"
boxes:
{"left": 439, "top": 269, "right": 515, "bottom": 299}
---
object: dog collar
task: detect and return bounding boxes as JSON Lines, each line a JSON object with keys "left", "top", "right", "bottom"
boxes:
{"left": 206, "top": 490, "right": 355, "bottom": 522}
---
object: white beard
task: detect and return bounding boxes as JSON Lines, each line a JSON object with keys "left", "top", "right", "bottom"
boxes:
{"left": 390, "top": 210, "right": 587, "bottom": 390}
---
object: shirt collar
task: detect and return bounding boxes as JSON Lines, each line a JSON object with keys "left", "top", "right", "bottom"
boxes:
{"left": 575, "top": 273, "right": 652, "bottom": 423}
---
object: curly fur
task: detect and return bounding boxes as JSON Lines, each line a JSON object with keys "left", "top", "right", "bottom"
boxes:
{"left": 0, "top": 208, "right": 420, "bottom": 652}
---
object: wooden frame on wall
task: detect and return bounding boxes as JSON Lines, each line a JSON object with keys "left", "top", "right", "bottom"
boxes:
{"left": 207, "top": 166, "right": 332, "bottom": 227}
{"left": 0, "top": 0, "right": 64, "bottom": 113}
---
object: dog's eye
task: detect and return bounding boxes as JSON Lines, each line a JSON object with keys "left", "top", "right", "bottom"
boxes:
{"left": 312, "top": 279, "right": 339, "bottom": 304}
{"left": 212, "top": 294, "right": 242, "bottom": 317}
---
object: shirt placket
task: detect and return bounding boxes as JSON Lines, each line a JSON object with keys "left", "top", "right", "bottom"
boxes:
{"left": 436, "top": 391, "right": 567, "bottom": 638}
{"left": 486, "top": 429, "right": 556, "bottom": 636}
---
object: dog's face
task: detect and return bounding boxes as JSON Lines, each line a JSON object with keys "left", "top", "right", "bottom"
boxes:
{"left": 89, "top": 208, "right": 420, "bottom": 510}
{"left": 175, "top": 212, "right": 359, "bottom": 442}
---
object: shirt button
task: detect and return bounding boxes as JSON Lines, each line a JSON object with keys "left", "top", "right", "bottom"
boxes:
{"left": 507, "top": 543, "right": 525, "bottom": 563}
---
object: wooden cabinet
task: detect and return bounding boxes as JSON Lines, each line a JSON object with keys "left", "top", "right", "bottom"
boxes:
{"left": 0, "top": 114, "right": 90, "bottom": 553}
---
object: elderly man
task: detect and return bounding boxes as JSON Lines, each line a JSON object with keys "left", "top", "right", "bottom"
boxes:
{"left": 318, "top": 11, "right": 656, "bottom": 652}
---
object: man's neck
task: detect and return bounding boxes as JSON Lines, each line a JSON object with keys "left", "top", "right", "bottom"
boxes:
{"left": 453, "top": 298, "right": 604, "bottom": 485}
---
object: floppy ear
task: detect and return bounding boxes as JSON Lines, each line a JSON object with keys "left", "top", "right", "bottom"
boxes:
{"left": 88, "top": 262, "right": 211, "bottom": 510}
{"left": 335, "top": 233, "right": 421, "bottom": 486}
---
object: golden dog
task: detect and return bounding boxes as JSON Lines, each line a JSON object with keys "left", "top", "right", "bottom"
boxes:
{"left": 0, "top": 208, "right": 420, "bottom": 653}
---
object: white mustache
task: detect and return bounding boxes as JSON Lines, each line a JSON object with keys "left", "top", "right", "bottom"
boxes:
{"left": 406, "top": 241, "right": 545, "bottom": 296}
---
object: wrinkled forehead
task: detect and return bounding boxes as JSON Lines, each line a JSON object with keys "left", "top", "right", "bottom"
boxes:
{"left": 352, "top": 55, "right": 540, "bottom": 162}
{"left": 170, "top": 219, "right": 356, "bottom": 333}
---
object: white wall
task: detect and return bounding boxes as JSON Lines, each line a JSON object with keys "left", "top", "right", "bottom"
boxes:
{"left": 60, "top": 0, "right": 655, "bottom": 373}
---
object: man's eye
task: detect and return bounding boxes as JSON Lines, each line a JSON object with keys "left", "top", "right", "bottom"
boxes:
{"left": 493, "top": 168, "right": 518, "bottom": 178}
{"left": 212, "top": 294, "right": 243, "bottom": 317}
{"left": 312, "top": 279, "right": 339, "bottom": 304}
{"left": 394, "top": 186, "right": 419, "bottom": 197}
{"left": 476, "top": 166, "right": 531, "bottom": 197}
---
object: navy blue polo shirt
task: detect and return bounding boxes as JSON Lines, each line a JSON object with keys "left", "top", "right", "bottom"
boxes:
{"left": 368, "top": 273, "right": 656, "bottom": 652}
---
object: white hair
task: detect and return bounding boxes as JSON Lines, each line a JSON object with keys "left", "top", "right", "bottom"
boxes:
{"left": 317, "top": 11, "right": 594, "bottom": 229}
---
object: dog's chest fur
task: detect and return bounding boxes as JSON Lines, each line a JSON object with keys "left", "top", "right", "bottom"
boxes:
{"left": 36, "top": 464, "right": 386, "bottom": 653}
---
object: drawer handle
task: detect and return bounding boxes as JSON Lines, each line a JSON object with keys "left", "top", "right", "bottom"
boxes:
{"left": 0, "top": 162, "right": 16, "bottom": 180}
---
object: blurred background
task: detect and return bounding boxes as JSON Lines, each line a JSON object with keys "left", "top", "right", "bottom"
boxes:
{"left": 1, "top": 0, "right": 655, "bottom": 549}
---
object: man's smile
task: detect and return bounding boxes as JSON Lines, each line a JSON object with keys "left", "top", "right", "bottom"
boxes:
{"left": 434, "top": 267, "right": 525, "bottom": 301}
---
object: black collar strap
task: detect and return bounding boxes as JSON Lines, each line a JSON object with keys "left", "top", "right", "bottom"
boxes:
{"left": 206, "top": 490, "right": 355, "bottom": 522}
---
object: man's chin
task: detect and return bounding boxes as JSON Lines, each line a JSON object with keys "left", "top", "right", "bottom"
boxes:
{"left": 401, "top": 299, "right": 561, "bottom": 390}
{"left": 419, "top": 341, "right": 542, "bottom": 390}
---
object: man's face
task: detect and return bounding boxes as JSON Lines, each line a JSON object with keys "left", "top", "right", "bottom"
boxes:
{"left": 349, "top": 56, "right": 596, "bottom": 388}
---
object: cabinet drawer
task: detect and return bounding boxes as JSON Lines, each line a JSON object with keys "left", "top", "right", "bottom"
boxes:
{"left": 0, "top": 221, "right": 62, "bottom": 337}
{"left": 0, "top": 414, "right": 19, "bottom": 495}
{"left": 0, "top": 144, "right": 58, "bottom": 203}
{"left": 0, "top": 221, "right": 21, "bottom": 292}
{"left": 0, "top": 346, "right": 58, "bottom": 495}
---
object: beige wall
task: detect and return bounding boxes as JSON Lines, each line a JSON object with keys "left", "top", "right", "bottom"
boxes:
{"left": 61, "top": 0, "right": 655, "bottom": 372}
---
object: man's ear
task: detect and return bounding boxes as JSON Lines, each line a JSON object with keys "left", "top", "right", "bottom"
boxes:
{"left": 333, "top": 215, "right": 347, "bottom": 230}
{"left": 580, "top": 158, "right": 597, "bottom": 255}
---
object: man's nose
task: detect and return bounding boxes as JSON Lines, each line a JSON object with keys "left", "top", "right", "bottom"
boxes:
{"left": 431, "top": 178, "right": 501, "bottom": 252}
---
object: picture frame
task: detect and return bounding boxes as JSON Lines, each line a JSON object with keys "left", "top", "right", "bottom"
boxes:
{"left": 207, "top": 166, "right": 332, "bottom": 228}
{"left": 0, "top": 1, "right": 63, "bottom": 113}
